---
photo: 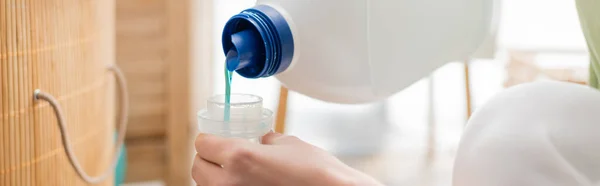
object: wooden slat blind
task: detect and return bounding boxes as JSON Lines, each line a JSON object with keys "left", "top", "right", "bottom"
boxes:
{"left": 1, "top": 0, "right": 115, "bottom": 185}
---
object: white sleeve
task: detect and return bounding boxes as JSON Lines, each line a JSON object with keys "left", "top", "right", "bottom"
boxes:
{"left": 453, "top": 81, "right": 600, "bottom": 186}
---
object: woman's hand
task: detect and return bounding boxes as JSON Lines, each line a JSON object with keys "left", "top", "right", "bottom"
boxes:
{"left": 192, "top": 132, "right": 382, "bottom": 186}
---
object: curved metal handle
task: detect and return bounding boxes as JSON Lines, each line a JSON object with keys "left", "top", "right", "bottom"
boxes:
{"left": 34, "top": 64, "right": 129, "bottom": 184}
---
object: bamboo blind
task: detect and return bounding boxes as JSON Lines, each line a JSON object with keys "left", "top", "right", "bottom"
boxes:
{"left": 1, "top": 0, "right": 115, "bottom": 185}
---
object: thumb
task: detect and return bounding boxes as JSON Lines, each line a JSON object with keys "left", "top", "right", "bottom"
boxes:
{"left": 262, "top": 131, "right": 301, "bottom": 145}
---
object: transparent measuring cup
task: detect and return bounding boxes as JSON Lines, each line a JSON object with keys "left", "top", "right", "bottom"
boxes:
{"left": 197, "top": 94, "right": 274, "bottom": 143}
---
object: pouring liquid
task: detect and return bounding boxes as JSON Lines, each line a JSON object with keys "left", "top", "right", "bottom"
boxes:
{"left": 224, "top": 62, "right": 232, "bottom": 122}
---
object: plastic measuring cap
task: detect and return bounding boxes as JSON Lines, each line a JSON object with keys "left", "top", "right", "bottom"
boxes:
{"left": 197, "top": 94, "right": 274, "bottom": 143}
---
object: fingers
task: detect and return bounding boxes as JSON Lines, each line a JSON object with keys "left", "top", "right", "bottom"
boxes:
{"left": 261, "top": 131, "right": 284, "bottom": 144}
{"left": 262, "top": 131, "right": 302, "bottom": 145}
{"left": 195, "top": 133, "right": 255, "bottom": 165}
{"left": 191, "top": 154, "right": 226, "bottom": 185}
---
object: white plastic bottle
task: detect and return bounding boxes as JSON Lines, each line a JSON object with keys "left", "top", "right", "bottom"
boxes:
{"left": 222, "top": 0, "right": 494, "bottom": 103}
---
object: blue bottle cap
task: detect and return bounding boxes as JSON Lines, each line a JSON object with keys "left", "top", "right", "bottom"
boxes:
{"left": 222, "top": 5, "right": 294, "bottom": 78}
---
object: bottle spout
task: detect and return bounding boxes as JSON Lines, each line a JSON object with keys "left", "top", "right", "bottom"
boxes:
{"left": 226, "top": 29, "right": 261, "bottom": 72}
{"left": 225, "top": 49, "right": 240, "bottom": 71}
{"left": 222, "top": 5, "right": 294, "bottom": 78}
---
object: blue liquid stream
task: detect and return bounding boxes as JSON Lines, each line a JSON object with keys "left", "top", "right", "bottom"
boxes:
{"left": 224, "top": 62, "right": 232, "bottom": 123}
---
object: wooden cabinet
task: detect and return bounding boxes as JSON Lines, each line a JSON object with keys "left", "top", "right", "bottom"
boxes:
{"left": 1, "top": 0, "right": 116, "bottom": 185}
{"left": 116, "top": 0, "right": 213, "bottom": 185}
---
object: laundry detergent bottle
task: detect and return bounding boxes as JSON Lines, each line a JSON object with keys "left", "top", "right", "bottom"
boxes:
{"left": 222, "top": 0, "right": 494, "bottom": 103}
